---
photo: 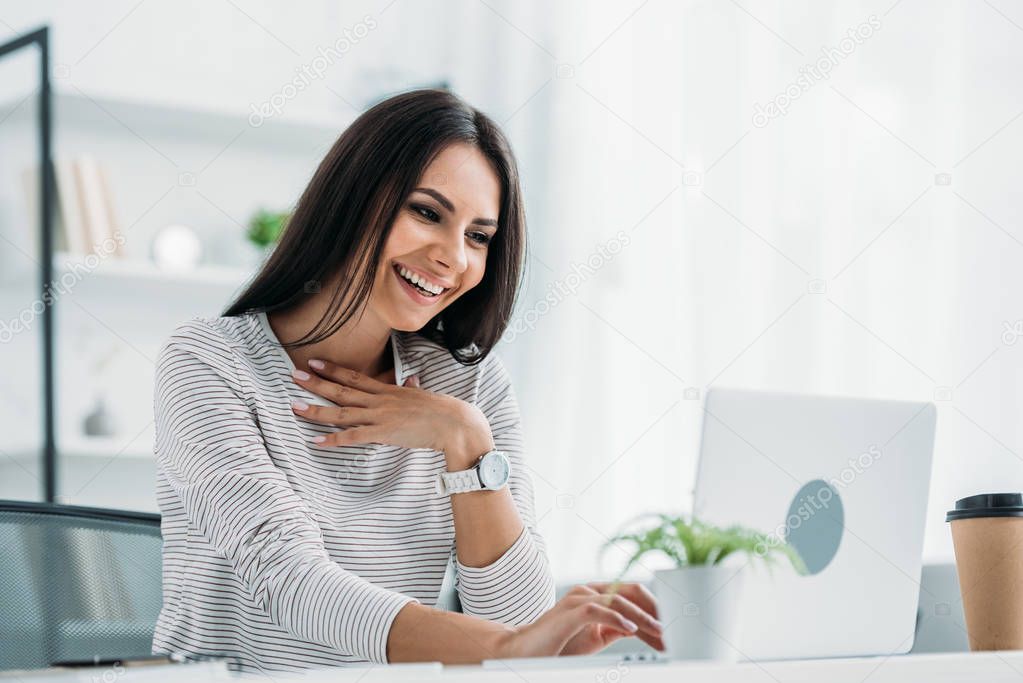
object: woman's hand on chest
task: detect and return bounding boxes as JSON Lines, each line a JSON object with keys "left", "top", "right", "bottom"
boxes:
{"left": 289, "top": 359, "right": 495, "bottom": 470}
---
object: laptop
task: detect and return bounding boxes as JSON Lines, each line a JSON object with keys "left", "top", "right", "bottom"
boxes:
{"left": 693, "top": 388, "right": 937, "bottom": 660}
{"left": 482, "top": 388, "right": 938, "bottom": 669}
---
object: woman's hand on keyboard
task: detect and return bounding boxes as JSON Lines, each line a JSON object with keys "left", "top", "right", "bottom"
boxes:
{"left": 505, "top": 582, "right": 665, "bottom": 657}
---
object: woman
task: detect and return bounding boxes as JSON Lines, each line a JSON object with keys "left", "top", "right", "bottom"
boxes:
{"left": 152, "top": 89, "right": 663, "bottom": 672}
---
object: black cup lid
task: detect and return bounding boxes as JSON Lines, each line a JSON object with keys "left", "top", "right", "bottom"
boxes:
{"left": 946, "top": 492, "right": 1023, "bottom": 522}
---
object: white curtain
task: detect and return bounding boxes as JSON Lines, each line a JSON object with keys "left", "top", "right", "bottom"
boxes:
{"left": 452, "top": 0, "right": 1023, "bottom": 580}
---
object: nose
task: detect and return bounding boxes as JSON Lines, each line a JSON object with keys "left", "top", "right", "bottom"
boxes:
{"left": 429, "top": 226, "right": 468, "bottom": 275}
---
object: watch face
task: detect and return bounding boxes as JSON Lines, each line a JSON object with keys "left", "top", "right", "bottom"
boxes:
{"left": 478, "top": 451, "right": 510, "bottom": 489}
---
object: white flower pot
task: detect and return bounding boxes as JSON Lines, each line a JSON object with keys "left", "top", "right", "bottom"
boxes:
{"left": 652, "top": 563, "right": 747, "bottom": 661}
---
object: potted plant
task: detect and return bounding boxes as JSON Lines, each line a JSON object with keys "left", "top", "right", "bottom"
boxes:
{"left": 247, "top": 209, "right": 289, "bottom": 250}
{"left": 601, "top": 513, "right": 806, "bottom": 661}
{"left": 242, "top": 209, "right": 289, "bottom": 268}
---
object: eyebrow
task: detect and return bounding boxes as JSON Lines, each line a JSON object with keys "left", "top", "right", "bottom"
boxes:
{"left": 412, "top": 187, "right": 499, "bottom": 228}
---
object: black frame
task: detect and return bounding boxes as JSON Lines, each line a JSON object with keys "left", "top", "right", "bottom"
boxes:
{"left": 0, "top": 27, "right": 56, "bottom": 503}
{"left": 0, "top": 499, "right": 160, "bottom": 526}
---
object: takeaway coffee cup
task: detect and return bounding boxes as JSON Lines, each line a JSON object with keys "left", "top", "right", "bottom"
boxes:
{"left": 946, "top": 492, "right": 1023, "bottom": 651}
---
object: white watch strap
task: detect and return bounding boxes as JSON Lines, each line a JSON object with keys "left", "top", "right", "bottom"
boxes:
{"left": 437, "top": 467, "right": 482, "bottom": 495}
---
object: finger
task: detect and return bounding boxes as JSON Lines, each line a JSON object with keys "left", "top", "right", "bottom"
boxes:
{"left": 636, "top": 630, "right": 666, "bottom": 652}
{"left": 292, "top": 368, "right": 377, "bottom": 406}
{"left": 587, "top": 609, "right": 664, "bottom": 652}
{"left": 312, "top": 426, "right": 383, "bottom": 448}
{"left": 566, "top": 584, "right": 599, "bottom": 598}
{"left": 576, "top": 589, "right": 665, "bottom": 653}
{"left": 599, "top": 625, "right": 633, "bottom": 640}
{"left": 291, "top": 402, "right": 375, "bottom": 427}
{"left": 403, "top": 374, "right": 420, "bottom": 388}
{"left": 597, "top": 626, "right": 635, "bottom": 649}
{"left": 573, "top": 601, "right": 640, "bottom": 636}
{"left": 589, "top": 581, "right": 659, "bottom": 620}
{"left": 598, "top": 594, "right": 663, "bottom": 640}
{"left": 307, "top": 359, "right": 392, "bottom": 394}
{"left": 572, "top": 624, "right": 628, "bottom": 655}
{"left": 585, "top": 621, "right": 664, "bottom": 654}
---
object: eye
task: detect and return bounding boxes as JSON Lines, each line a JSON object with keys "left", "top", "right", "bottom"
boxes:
{"left": 467, "top": 231, "right": 492, "bottom": 246}
{"left": 410, "top": 203, "right": 440, "bottom": 222}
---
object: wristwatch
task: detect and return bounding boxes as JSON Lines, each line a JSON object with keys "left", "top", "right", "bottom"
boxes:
{"left": 435, "top": 449, "right": 512, "bottom": 495}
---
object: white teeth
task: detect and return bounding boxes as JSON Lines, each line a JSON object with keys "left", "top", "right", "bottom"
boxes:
{"left": 397, "top": 265, "right": 443, "bottom": 295}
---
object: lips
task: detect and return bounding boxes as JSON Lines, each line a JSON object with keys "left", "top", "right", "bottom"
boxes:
{"left": 395, "top": 262, "right": 455, "bottom": 290}
{"left": 393, "top": 263, "right": 451, "bottom": 306}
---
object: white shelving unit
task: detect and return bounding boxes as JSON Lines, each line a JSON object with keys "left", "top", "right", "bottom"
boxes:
{"left": 2, "top": 89, "right": 352, "bottom": 152}
{"left": 1, "top": 85, "right": 348, "bottom": 504}
{"left": 53, "top": 251, "right": 254, "bottom": 290}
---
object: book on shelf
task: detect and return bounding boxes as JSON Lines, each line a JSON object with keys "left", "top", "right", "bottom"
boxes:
{"left": 20, "top": 156, "right": 124, "bottom": 260}
{"left": 54, "top": 159, "right": 88, "bottom": 254}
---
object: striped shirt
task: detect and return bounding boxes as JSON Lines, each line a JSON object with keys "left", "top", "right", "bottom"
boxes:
{"left": 151, "top": 312, "right": 555, "bottom": 672}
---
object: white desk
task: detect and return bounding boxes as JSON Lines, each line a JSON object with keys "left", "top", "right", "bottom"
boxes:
{"left": 6, "top": 652, "right": 1023, "bottom": 683}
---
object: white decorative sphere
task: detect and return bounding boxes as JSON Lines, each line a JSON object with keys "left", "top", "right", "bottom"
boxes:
{"left": 152, "top": 224, "right": 202, "bottom": 271}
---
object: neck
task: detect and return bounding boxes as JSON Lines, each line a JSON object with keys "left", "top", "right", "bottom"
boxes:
{"left": 267, "top": 294, "right": 394, "bottom": 381}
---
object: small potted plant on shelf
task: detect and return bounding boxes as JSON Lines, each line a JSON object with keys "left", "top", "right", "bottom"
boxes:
{"left": 601, "top": 513, "right": 806, "bottom": 661}
{"left": 245, "top": 209, "right": 289, "bottom": 265}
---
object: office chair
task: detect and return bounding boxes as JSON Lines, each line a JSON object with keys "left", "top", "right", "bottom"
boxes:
{"left": 0, "top": 500, "right": 163, "bottom": 670}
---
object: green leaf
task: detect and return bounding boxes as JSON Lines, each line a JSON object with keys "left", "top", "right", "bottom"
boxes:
{"left": 247, "top": 209, "right": 290, "bottom": 248}
{"left": 600, "top": 512, "right": 808, "bottom": 581}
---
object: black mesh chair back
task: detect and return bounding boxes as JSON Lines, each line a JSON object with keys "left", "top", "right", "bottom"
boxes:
{"left": 0, "top": 501, "right": 162, "bottom": 670}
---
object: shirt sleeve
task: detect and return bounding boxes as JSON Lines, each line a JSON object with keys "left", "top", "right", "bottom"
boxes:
{"left": 154, "top": 320, "right": 416, "bottom": 663}
{"left": 452, "top": 353, "right": 557, "bottom": 625}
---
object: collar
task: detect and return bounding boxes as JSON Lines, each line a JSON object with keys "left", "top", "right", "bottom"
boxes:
{"left": 389, "top": 330, "right": 428, "bottom": 386}
{"left": 255, "top": 310, "right": 427, "bottom": 387}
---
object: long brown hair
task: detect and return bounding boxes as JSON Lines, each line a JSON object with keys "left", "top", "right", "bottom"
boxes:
{"left": 224, "top": 89, "right": 526, "bottom": 364}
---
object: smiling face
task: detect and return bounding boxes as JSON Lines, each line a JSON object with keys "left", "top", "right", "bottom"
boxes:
{"left": 368, "top": 142, "right": 501, "bottom": 332}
